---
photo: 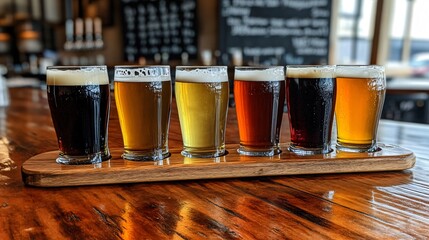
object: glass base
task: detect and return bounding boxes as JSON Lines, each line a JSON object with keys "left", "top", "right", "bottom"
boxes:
{"left": 56, "top": 152, "right": 102, "bottom": 165}
{"left": 288, "top": 144, "right": 333, "bottom": 155}
{"left": 122, "top": 149, "right": 170, "bottom": 161}
{"left": 336, "top": 142, "right": 381, "bottom": 153}
{"left": 101, "top": 148, "right": 111, "bottom": 161}
{"left": 181, "top": 148, "right": 227, "bottom": 158}
{"left": 237, "top": 145, "right": 281, "bottom": 157}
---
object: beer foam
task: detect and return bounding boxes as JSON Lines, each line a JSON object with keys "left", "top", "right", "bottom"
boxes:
{"left": 336, "top": 66, "right": 385, "bottom": 78}
{"left": 234, "top": 67, "right": 284, "bottom": 81}
{"left": 286, "top": 66, "right": 335, "bottom": 78}
{"left": 47, "top": 67, "right": 109, "bottom": 86}
{"left": 175, "top": 67, "right": 228, "bottom": 83}
{"left": 114, "top": 67, "right": 170, "bottom": 82}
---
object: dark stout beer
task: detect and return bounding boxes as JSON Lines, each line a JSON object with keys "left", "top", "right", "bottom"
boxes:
{"left": 47, "top": 66, "right": 110, "bottom": 164}
{"left": 286, "top": 66, "right": 336, "bottom": 155}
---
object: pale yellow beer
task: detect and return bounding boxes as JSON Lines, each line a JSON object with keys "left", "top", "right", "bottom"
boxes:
{"left": 114, "top": 66, "right": 171, "bottom": 160}
{"left": 335, "top": 65, "right": 386, "bottom": 152}
{"left": 175, "top": 66, "right": 229, "bottom": 158}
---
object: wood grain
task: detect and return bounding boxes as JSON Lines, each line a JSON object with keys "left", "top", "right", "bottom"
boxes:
{"left": 22, "top": 144, "right": 415, "bottom": 187}
{"left": 2, "top": 87, "right": 429, "bottom": 239}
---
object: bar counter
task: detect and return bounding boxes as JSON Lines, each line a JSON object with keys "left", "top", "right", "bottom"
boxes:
{"left": 1, "top": 87, "right": 429, "bottom": 239}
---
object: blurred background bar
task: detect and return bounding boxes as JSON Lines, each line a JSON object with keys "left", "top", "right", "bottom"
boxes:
{"left": 0, "top": 0, "right": 428, "bottom": 123}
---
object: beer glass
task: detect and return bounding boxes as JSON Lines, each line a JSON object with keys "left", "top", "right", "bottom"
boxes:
{"left": 335, "top": 65, "right": 386, "bottom": 152}
{"left": 114, "top": 66, "right": 172, "bottom": 160}
{"left": 47, "top": 66, "right": 111, "bottom": 164}
{"left": 286, "top": 65, "right": 336, "bottom": 155}
{"left": 234, "top": 66, "right": 285, "bottom": 156}
{"left": 175, "top": 66, "right": 229, "bottom": 158}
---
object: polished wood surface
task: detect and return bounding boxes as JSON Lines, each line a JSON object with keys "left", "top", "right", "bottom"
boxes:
{"left": 1, "top": 87, "right": 429, "bottom": 239}
{"left": 22, "top": 145, "right": 415, "bottom": 187}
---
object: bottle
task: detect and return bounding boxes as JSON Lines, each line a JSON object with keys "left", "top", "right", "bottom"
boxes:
{"left": 0, "top": 65, "right": 9, "bottom": 107}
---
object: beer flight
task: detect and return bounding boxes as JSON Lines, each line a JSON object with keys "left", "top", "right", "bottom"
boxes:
{"left": 46, "top": 65, "right": 386, "bottom": 165}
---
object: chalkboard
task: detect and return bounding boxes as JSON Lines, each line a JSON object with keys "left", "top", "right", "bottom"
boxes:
{"left": 219, "top": 0, "right": 332, "bottom": 65}
{"left": 120, "top": 0, "right": 198, "bottom": 62}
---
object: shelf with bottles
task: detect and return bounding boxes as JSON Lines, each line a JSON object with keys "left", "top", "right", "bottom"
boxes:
{"left": 63, "top": 17, "right": 104, "bottom": 52}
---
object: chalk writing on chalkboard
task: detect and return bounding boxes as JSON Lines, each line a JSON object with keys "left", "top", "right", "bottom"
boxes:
{"left": 121, "top": 0, "right": 198, "bottom": 62}
{"left": 219, "top": 0, "right": 332, "bottom": 65}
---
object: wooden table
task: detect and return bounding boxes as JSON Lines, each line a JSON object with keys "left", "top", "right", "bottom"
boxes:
{"left": 1, "top": 87, "right": 428, "bottom": 239}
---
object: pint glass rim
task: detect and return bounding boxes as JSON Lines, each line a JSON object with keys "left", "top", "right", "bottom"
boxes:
{"left": 286, "top": 65, "right": 336, "bottom": 69}
{"left": 336, "top": 64, "right": 384, "bottom": 68}
{"left": 336, "top": 65, "right": 385, "bottom": 79}
{"left": 286, "top": 65, "right": 336, "bottom": 78}
{"left": 114, "top": 65, "right": 171, "bottom": 82}
{"left": 114, "top": 65, "right": 171, "bottom": 69}
{"left": 175, "top": 66, "right": 228, "bottom": 83}
{"left": 234, "top": 66, "right": 284, "bottom": 70}
{"left": 176, "top": 66, "right": 228, "bottom": 70}
{"left": 46, "top": 65, "right": 109, "bottom": 86}
{"left": 234, "top": 66, "right": 285, "bottom": 81}
{"left": 46, "top": 65, "right": 107, "bottom": 71}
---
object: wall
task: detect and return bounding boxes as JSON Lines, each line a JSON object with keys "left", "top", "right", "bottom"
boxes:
{"left": 57, "top": 0, "right": 217, "bottom": 66}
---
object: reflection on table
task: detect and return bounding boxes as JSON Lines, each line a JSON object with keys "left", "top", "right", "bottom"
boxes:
{"left": 0, "top": 87, "right": 428, "bottom": 239}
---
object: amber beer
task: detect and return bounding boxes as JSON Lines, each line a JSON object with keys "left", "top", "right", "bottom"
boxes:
{"left": 175, "top": 66, "right": 229, "bottom": 158}
{"left": 114, "top": 66, "right": 171, "bottom": 160}
{"left": 286, "top": 65, "right": 336, "bottom": 155}
{"left": 335, "top": 65, "right": 386, "bottom": 152}
{"left": 234, "top": 67, "right": 285, "bottom": 156}
{"left": 46, "top": 66, "right": 110, "bottom": 165}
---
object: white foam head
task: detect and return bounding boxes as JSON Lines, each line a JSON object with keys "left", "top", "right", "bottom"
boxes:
{"left": 286, "top": 66, "right": 335, "bottom": 78}
{"left": 175, "top": 66, "right": 228, "bottom": 83}
{"left": 336, "top": 65, "right": 385, "bottom": 78}
{"left": 47, "top": 66, "right": 109, "bottom": 86}
{"left": 114, "top": 66, "right": 171, "bottom": 82}
{"left": 234, "top": 67, "right": 284, "bottom": 81}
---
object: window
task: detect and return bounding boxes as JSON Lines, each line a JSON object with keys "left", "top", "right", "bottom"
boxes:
{"left": 388, "top": 0, "right": 429, "bottom": 77}
{"left": 336, "top": 0, "right": 376, "bottom": 64}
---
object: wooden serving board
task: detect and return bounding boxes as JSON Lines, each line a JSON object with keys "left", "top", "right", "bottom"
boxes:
{"left": 22, "top": 143, "right": 416, "bottom": 187}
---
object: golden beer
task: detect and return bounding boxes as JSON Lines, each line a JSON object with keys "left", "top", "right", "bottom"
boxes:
{"left": 114, "top": 66, "right": 171, "bottom": 160}
{"left": 335, "top": 65, "right": 386, "bottom": 152}
{"left": 175, "top": 66, "right": 229, "bottom": 158}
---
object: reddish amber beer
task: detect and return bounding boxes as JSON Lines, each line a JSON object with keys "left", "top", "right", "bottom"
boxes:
{"left": 234, "top": 67, "right": 285, "bottom": 156}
